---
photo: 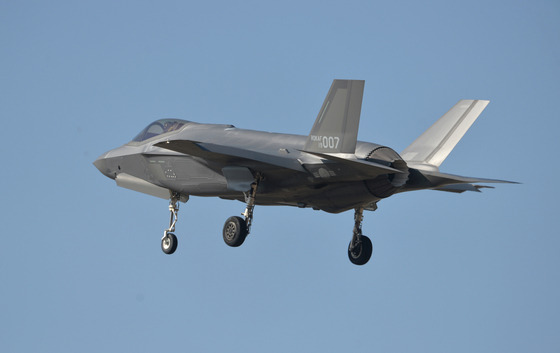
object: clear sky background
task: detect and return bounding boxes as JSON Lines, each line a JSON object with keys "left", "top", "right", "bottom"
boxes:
{"left": 1, "top": 0, "right": 559, "bottom": 352}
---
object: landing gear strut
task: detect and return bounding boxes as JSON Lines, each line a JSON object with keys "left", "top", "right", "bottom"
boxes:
{"left": 223, "top": 175, "right": 260, "bottom": 247}
{"left": 348, "top": 207, "right": 373, "bottom": 265}
{"left": 161, "top": 193, "right": 185, "bottom": 254}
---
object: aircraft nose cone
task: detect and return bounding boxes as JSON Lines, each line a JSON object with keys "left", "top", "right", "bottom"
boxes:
{"left": 93, "top": 153, "right": 115, "bottom": 179}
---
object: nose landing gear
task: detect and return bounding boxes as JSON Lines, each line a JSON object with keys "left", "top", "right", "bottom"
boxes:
{"left": 161, "top": 193, "right": 186, "bottom": 254}
{"left": 348, "top": 207, "right": 373, "bottom": 265}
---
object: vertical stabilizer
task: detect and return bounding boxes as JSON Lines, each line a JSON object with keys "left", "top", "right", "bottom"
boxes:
{"left": 401, "top": 99, "right": 489, "bottom": 169}
{"left": 304, "top": 80, "right": 365, "bottom": 154}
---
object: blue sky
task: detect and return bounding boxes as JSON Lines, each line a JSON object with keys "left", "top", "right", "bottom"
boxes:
{"left": 1, "top": 0, "right": 559, "bottom": 352}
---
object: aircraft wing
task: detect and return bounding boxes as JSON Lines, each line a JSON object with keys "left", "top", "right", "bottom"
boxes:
{"left": 154, "top": 140, "right": 401, "bottom": 183}
{"left": 154, "top": 140, "right": 307, "bottom": 172}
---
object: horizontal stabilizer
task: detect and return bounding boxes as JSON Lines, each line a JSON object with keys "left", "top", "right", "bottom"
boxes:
{"left": 402, "top": 100, "right": 489, "bottom": 169}
{"left": 419, "top": 169, "right": 519, "bottom": 187}
{"left": 434, "top": 184, "right": 494, "bottom": 193}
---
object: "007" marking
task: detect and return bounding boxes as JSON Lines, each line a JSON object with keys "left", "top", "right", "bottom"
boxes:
{"left": 320, "top": 136, "right": 340, "bottom": 149}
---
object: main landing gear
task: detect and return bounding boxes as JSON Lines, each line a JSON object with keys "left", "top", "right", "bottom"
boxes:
{"left": 220, "top": 176, "right": 374, "bottom": 266}
{"left": 223, "top": 176, "right": 260, "bottom": 248}
{"left": 161, "top": 193, "right": 185, "bottom": 255}
{"left": 348, "top": 207, "right": 373, "bottom": 265}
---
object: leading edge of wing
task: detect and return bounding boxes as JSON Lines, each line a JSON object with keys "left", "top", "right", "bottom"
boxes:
{"left": 154, "top": 139, "right": 306, "bottom": 172}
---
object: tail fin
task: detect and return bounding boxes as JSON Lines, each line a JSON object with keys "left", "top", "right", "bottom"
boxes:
{"left": 401, "top": 99, "right": 489, "bottom": 170}
{"left": 303, "top": 80, "right": 365, "bottom": 154}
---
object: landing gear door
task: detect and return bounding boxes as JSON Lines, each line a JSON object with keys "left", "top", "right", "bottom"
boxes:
{"left": 222, "top": 167, "right": 254, "bottom": 192}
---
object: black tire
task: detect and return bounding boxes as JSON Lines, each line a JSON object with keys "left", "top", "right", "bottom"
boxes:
{"left": 223, "top": 216, "right": 248, "bottom": 247}
{"left": 161, "top": 233, "right": 178, "bottom": 254}
{"left": 348, "top": 235, "right": 373, "bottom": 265}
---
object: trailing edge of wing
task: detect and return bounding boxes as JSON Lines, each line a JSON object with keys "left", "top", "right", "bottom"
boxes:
{"left": 154, "top": 140, "right": 306, "bottom": 172}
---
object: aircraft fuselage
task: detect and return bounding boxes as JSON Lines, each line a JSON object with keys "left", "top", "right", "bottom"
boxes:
{"left": 95, "top": 121, "right": 398, "bottom": 213}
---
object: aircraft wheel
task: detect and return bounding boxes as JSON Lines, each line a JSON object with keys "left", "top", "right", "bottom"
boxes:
{"left": 348, "top": 235, "right": 373, "bottom": 265}
{"left": 223, "top": 216, "right": 248, "bottom": 247}
{"left": 162, "top": 233, "right": 178, "bottom": 254}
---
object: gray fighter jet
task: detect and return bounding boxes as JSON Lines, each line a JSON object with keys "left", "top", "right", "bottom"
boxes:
{"left": 94, "top": 80, "right": 515, "bottom": 265}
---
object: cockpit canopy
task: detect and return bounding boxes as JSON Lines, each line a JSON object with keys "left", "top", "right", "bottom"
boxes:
{"left": 132, "top": 119, "right": 190, "bottom": 142}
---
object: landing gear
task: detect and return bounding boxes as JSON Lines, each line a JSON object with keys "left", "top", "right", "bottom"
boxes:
{"left": 161, "top": 232, "right": 178, "bottom": 254}
{"left": 161, "top": 193, "right": 184, "bottom": 255}
{"left": 348, "top": 207, "right": 373, "bottom": 265}
{"left": 223, "top": 216, "right": 248, "bottom": 247}
{"left": 223, "top": 175, "right": 260, "bottom": 247}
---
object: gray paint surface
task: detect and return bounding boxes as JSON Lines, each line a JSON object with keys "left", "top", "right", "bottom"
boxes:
{"left": 95, "top": 80, "right": 515, "bottom": 214}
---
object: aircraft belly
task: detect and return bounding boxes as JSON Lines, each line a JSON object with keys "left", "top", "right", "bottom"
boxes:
{"left": 305, "top": 183, "right": 380, "bottom": 213}
{"left": 252, "top": 180, "right": 380, "bottom": 214}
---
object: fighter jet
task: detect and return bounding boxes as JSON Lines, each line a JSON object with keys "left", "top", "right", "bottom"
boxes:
{"left": 94, "top": 80, "right": 515, "bottom": 265}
